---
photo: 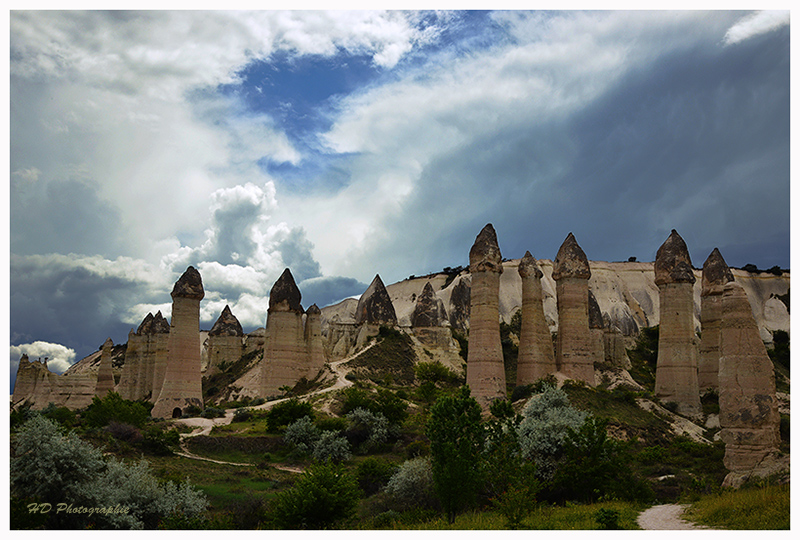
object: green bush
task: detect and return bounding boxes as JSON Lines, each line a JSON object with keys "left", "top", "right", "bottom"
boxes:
{"left": 385, "top": 457, "right": 438, "bottom": 510}
{"left": 356, "top": 457, "right": 398, "bottom": 496}
{"left": 339, "top": 387, "right": 408, "bottom": 427}
{"left": 200, "top": 407, "right": 226, "bottom": 419}
{"left": 594, "top": 508, "right": 621, "bottom": 529}
{"left": 269, "top": 462, "right": 361, "bottom": 529}
{"left": 284, "top": 416, "right": 321, "bottom": 455}
{"left": 40, "top": 403, "right": 77, "bottom": 428}
{"left": 312, "top": 430, "right": 352, "bottom": 463}
{"left": 82, "top": 392, "right": 151, "bottom": 428}
{"left": 232, "top": 408, "right": 254, "bottom": 422}
{"left": 266, "top": 398, "right": 314, "bottom": 432}
{"left": 10, "top": 416, "right": 206, "bottom": 529}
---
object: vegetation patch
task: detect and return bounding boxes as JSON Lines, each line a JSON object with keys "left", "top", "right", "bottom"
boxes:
{"left": 203, "top": 348, "right": 262, "bottom": 402}
{"left": 683, "top": 483, "right": 789, "bottom": 529}
{"left": 347, "top": 326, "right": 418, "bottom": 385}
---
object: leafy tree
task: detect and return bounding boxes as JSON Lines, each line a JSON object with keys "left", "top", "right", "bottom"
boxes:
{"left": 345, "top": 407, "right": 389, "bottom": 452}
{"left": 82, "top": 392, "right": 151, "bottom": 428}
{"left": 312, "top": 430, "right": 352, "bottom": 463}
{"left": 517, "top": 384, "right": 588, "bottom": 480}
{"left": 356, "top": 457, "right": 398, "bottom": 496}
{"left": 548, "top": 417, "right": 652, "bottom": 503}
{"left": 384, "top": 456, "right": 438, "bottom": 510}
{"left": 426, "top": 386, "right": 485, "bottom": 523}
{"left": 284, "top": 416, "right": 321, "bottom": 455}
{"left": 266, "top": 398, "right": 314, "bottom": 432}
{"left": 270, "top": 462, "right": 361, "bottom": 529}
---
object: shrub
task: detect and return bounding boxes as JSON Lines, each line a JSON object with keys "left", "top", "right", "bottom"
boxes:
{"left": 594, "top": 508, "right": 621, "bottom": 529}
{"left": 82, "top": 392, "right": 151, "bottom": 428}
{"left": 232, "top": 407, "right": 253, "bottom": 422}
{"left": 312, "top": 430, "right": 352, "bottom": 463}
{"left": 40, "top": 403, "right": 77, "bottom": 428}
{"left": 139, "top": 426, "right": 180, "bottom": 456}
{"left": 415, "top": 362, "right": 460, "bottom": 387}
{"left": 200, "top": 407, "right": 226, "bottom": 419}
{"left": 385, "top": 457, "right": 438, "bottom": 510}
{"left": 316, "top": 416, "right": 348, "bottom": 432}
{"left": 346, "top": 408, "right": 389, "bottom": 452}
{"left": 356, "top": 457, "right": 398, "bottom": 496}
{"left": 491, "top": 483, "right": 539, "bottom": 530}
{"left": 266, "top": 398, "right": 314, "bottom": 432}
{"left": 284, "top": 416, "right": 321, "bottom": 455}
{"left": 105, "top": 421, "right": 143, "bottom": 443}
{"left": 339, "top": 387, "right": 408, "bottom": 427}
{"left": 517, "top": 385, "right": 588, "bottom": 480}
{"left": 269, "top": 462, "right": 361, "bottom": 529}
{"left": 10, "top": 416, "right": 206, "bottom": 529}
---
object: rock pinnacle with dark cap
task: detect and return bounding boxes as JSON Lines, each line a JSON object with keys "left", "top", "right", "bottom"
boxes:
{"left": 552, "top": 233, "right": 591, "bottom": 281}
{"left": 355, "top": 274, "right": 397, "bottom": 325}
{"left": 171, "top": 266, "right": 205, "bottom": 299}
{"left": 411, "top": 282, "right": 445, "bottom": 327}
{"left": 654, "top": 230, "right": 695, "bottom": 285}
{"left": 518, "top": 251, "right": 543, "bottom": 279}
{"left": 702, "top": 248, "right": 734, "bottom": 295}
{"left": 269, "top": 268, "right": 303, "bottom": 313}
{"left": 209, "top": 305, "right": 244, "bottom": 337}
{"left": 469, "top": 223, "right": 503, "bottom": 273}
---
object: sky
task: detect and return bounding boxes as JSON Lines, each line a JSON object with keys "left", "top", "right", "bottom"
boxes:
{"left": 5, "top": 8, "right": 792, "bottom": 390}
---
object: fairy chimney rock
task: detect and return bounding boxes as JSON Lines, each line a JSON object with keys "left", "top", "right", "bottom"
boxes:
{"left": 411, "top": 282, "right": 446, "bottom": 327}
{"left": 171, "top": 265, "right": 205, "bottom": 300}
{"left": 469, "top": 223, "right": 503, "bottom": 274}
{"left": 553, "top": 233, "right": 595, "bottom": 386}
{"left": 466, "top": 223, "right": 506, "bottom": 406}
{"left": 702, "top": 248, "right": 734, "bottom": 295}
{"left": 552, "top": 233, "right": 591, "bottom": 281}
{"left": 269, "top": 268, "right": 303, "bottom": 314}
{"left": 355, "top": 274, "right": 397, "bottom": 326}
{"left": 152, "top": 266, "right": 205, "bottom": 418}
{"left": 654, "top": 230, "right": 696, "bottom": 286}
{"left": 719, "top": 281, "right": 781, "bottom": 486}
{"left": 94, "top": 338, "right": 116, "bottom": 397}
{"left": 699, "top": 248, "right": 734, "bottom": 391}
{"left": 654, "top": 229, "right": 701, "bottom": 417}
{"left": 517, "top": 251, "right": 557, "bottom": 384}
{"left": 210, "top": 305, "right": 244, "bottom": 337}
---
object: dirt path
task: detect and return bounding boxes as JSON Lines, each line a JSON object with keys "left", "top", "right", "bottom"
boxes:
{"left": 637, "top": 504, "right": 708, "bottom": 530}
{"left": 172, "top": 344, "right": 371, "bottom": 470}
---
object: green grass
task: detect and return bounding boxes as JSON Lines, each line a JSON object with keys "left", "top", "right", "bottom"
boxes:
{"left": 347, "top": 327, "right": 419, "bottom": 384}
{"left": 683, "top": 483, "right": 790, "bottom": 529}
{"left": 363, "top": 501, "right": 644, "bottom": 530}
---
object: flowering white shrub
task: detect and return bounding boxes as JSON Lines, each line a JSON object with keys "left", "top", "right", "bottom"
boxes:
{"left": 284, "top": 416, "right": 321, "bottom": 455}
{"left": 346, "top": 407, "right": 389, "bottom": 450}
{"left": 312, "top": 430, "right": 352, "bottom": 463}
{"left": 11, "top": 415, "right": 207, "bottom": 529}
{"left": 384, "top": 456, "right": 437, "bottom": 509}
{"left": 517, "top": 385, "right": 588, "bottom": 479}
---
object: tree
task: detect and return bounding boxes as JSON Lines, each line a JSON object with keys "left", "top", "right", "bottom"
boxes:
{"left": 270, "top": 462, "right": 361, "bottom": 529}
{"left": 426, "top": 386, "right": 484, "bottom": 523}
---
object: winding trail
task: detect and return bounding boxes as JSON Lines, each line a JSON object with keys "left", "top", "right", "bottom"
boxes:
{"left": 172, "top": 343, "right": 374, "bottom": 470}
{"left": 637, "top": 504, "right": 708, "bottom": 530}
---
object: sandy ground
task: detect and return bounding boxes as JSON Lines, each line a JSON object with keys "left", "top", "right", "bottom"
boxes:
{"left": 637, "top": 504, "right": 707, "bottom": 530}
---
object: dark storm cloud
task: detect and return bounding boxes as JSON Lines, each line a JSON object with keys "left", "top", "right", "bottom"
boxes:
{"left": 298, "top": 276, "right": 369, "bottom": 310}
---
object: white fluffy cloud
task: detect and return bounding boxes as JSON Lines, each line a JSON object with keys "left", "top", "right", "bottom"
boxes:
{"left": 723, "top": 10, "right": 790, "bottom": 46}
{"left": 10, "top": 342, "right": 78, "bottom": 376}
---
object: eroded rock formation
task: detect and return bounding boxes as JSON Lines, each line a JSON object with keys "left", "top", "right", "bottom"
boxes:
{"left": 411, "top": 281, "right": 451, "bottom": 348}
{"left": 719, "top": 282, "right": 782, "bottom": 486}
{"left": 654, "top": 230, "right": 701, "bottom": 417}
{"left": 517, "top": 251, "right": 556, "bottom": 384}
{"left": 466, "top": 224, "right": 506, "bottom": 406}
{"left": 304, "top": 304, "right": 326, "bottom": 381}
{"left": 12, "top": 354, "right": 97, "bottom": 410}
{"left": 553, "top": 233, "right": 595, "bottom": 386}
{"left": 152, "top": 266, "right": 205, "bottom": 418}
{"left": 698, "top": 248, "right": 734, "bottom": 392}
{"left": 448, "top": 275, "right": 471, "bottom": 332}
{"left": 262, "top": 269, "right": 326, "bottom": 396}
{"left": 355, "top": 274, "right": 398, "bottom": 326}
{"left": 95, "top": 338, "right": 116, "bottom": 397}
{"left": 206, "top": 305, "right": 244, "bottom": 377}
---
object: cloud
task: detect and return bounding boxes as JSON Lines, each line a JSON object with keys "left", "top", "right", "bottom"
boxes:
{"left": 723, "top": 11, "right": 790, "bottom": 46}
{"left": 11, "top": 341, "right": 78, "bottom": 376}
